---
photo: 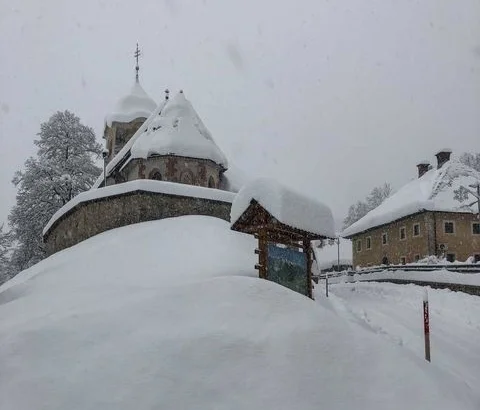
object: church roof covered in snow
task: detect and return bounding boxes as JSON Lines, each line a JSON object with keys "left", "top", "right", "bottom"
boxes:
{"left": 105, "top": 80, "right": 157, "bottom": 127}
{"left": 130, "top": 91, "right": 228, "bottom": 168}
{"left": 342, "top": 159, "right": 480, "bottom": 237}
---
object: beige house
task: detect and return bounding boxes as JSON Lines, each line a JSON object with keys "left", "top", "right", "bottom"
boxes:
{"left": 342, "top": 150, "right": 480, "bottom": 267}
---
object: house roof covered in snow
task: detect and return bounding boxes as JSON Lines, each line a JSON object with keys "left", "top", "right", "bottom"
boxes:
{"left": 342, "top": 159, "right": 480, "bottom": 237}
{"left": 129, "top": 91, "right": 228, "bottom": 168}
{"left": 231, "top": 178, "right": 335, "bottom": 238}
{"left": 105, "top": 80, "right": 157, "bottom": 127}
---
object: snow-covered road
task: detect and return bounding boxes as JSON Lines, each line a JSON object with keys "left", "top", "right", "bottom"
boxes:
{"left": 321, "top": 282, "right": 480, "bottom": 392}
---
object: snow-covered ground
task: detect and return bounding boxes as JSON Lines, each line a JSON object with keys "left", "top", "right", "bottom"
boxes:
{"left": 1, "top": 216, "right": 479, "bottom": 409}
{"left": 322, "top": 282, "right": 480, "bottom": 394}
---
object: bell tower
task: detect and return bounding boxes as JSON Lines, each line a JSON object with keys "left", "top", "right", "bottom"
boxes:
{"left": 103, "top": 44, "right": 156, "bottom": 163}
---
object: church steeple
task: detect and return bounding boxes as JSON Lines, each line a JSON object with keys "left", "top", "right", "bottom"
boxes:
{"left": 103, "top": 44, "right": 156, "bottom": 164}
{"left": 134, "top": 42, "right": 141, "bottom": 82}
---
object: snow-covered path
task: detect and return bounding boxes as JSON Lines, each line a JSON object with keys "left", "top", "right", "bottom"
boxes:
{"left": 322, "top": 282, "right": 480, "bottom": 393}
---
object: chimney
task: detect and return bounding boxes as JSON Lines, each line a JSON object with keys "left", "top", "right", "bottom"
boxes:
{"left": 435, "top": 149, "right": 452, "bottom": 169}
{"left": 416, "top": 160, "right": 430, "bottom": 178}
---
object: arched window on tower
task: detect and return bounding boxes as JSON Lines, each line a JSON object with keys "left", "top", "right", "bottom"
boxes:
{"left": 149, "top": 169, "right": 162, "bottom": 181}
{"left": 208, "top": 176, "right": 216, "bottom": 188}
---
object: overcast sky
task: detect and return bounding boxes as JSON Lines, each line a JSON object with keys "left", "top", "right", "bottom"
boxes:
{"left": 0, "top": 0, "right": 479, "bottom": 228}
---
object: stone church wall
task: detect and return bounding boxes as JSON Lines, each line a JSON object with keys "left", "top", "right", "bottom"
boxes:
{"left": 122, "top": 156, "right": 222, "bottom": 188}
{"left": 44, "top": 190, "right": 232, "bottom": 256}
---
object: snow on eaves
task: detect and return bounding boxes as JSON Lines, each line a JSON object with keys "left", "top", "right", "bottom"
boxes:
{"left": 105, "top": 81, "right": 156, "bottom": 127}
{"left": 130, "top": 91, "right": 228, "bottom": 169}
{"left": 231, "top": 178, "right": 335, "bottom": 238}
{"left": 43, "top": 180, "right": 235, "bottom": 236}
{"left": 342, "top": 159, "right": 480, "bottom": 237}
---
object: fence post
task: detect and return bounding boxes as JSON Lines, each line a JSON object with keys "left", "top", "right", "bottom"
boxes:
{"left": 325, "top": 272, "right": 329, "bottom": 297}
{"left": 423, "top": 289, "right": 431, "bottom": 362}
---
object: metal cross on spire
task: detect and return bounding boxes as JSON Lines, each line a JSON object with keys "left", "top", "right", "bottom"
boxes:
{"left": 134, "top": 43, "right": 141, "bottom": 82}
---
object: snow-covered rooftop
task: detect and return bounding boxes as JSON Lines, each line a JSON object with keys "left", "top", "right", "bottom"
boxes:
{"left": 92, "top": 99, "right": 168, "bottom": 189}
{"left": 43, "top": 180, "right": 235, "bottom": 236}
{"left": 130, "top": 91, "right": 228, "bottom": 168}
{"left": 343, "top": 159, "right": 480, "bottom": 237}
{"left": 105, "top": 80, "right": 156, "bottom": 127}
{"left": 231, "top": 178, "right": 335, "bottom": 238}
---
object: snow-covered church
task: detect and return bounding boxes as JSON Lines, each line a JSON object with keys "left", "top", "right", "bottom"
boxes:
{"left": 43, "top": 63, "right": 242, "bottom": 255}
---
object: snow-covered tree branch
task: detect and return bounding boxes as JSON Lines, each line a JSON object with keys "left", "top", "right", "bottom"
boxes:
{"left": 343, "top": 183, "right": 392, "bottom": 229}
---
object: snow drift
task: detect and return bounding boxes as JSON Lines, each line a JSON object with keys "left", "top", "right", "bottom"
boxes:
{"left": 1, "top": 216, "right": 478, "bottom": 409}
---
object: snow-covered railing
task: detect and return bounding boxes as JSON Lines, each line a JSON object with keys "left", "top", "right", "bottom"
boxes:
{"left": 355, "top": 264, "right": 480, "bottom": 275}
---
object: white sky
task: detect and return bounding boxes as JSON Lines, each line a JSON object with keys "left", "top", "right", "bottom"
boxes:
{"left": 0, "top": 0, "right": 479, "bottom": 228}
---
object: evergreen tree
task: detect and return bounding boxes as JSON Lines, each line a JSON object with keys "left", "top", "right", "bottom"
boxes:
{"left": 8, "top": 111, "right": 102, "bottom": 273}
{"left": 343, "top": 183, "right": 392, "bottom": 229}
{"left": 0, "top": 225, "right": 13, "bottom": 284}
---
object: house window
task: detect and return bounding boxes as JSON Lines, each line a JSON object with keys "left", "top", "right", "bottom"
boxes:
{"left": 413, "top": 223, "right": 420, "bottom": 237}
{"left": 446, "top": 253, "right": 456, "bottom": 263}
{"left": 382, "top": 232, "right": 388, "bottom": 245}
{"left": 399, "top": 226, "right": 406, "bottom": 240}
{"left": 472, "top": 223, "right": 480, "bottom": 235}
{"left": 444, "top": 221, "right": 455, "bottom": 234}
{"left": 400, "top": 257, "right": 406, "bottom": 265}
{"left": 366, "top": 237, "right": 371, "bottom": 250}
{"left": 475, "top": 254, "right": 480, "bottom": 263}
{"left": 356, "top": 240, "right": 362, "bottom": 252}
{"left": 414, "top": 254, "right": 420, "bottom": 262}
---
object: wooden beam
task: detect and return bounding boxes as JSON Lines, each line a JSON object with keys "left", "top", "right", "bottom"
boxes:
{"left": 258, "top": 228, "right": 268, "bottom": 279}
{"left": 303, "top": 239, "right": 313, "bottom": 299}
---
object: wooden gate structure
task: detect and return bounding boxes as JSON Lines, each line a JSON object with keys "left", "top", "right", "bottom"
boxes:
{"left": 231, "top": 199, "right": 331, "bottom": 299}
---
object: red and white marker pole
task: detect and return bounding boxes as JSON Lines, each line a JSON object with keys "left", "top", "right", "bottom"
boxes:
{"left": 423, "top": 289, "right": 431, "bottom": 362}
{"left": 325, "top": 272, "right": 329, "bottom": 298}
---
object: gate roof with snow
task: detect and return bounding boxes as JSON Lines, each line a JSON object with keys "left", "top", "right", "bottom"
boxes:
{"left": 230, "top": 178, "right": 335, "bottom": 241}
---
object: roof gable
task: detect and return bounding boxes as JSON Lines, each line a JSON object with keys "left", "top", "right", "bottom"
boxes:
{"left": 342, "top": 159, "right": 480, "bottom": 237}
{"left": 231, "top": 178, "right": 335, "bottom": 239}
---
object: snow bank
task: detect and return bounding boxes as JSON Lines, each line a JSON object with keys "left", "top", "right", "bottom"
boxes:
{"left": 231, "top": 178, "right": 335, "bottom": 237}
{"left": 326, "top": 282, "right": 480, "bottom": 396}
{"left": 43, "top": 179, "right": 235, "bottom": 236}
{"left": 105, "top": 80, "right": 156, "bottom": 127}
{"left": 342, "top": 268, "right": 480, "bottom": 287}
{"left": 343, "top": 159, "right": 480, "bottom": 237}
{"left": 130, "top": 91, "right": 228, "bottom": 168}
{"left": 2, "top": 216, "right": 478, "bottom": 409}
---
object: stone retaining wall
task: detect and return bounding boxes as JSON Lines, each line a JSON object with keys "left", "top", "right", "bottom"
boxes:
{"left": 44, "top": 190, "right": 232, "bottom": 256}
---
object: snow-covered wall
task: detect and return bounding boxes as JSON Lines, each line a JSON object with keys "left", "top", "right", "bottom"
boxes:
{"left": 44, "top": 181, "right": 234, "bottom": 255}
